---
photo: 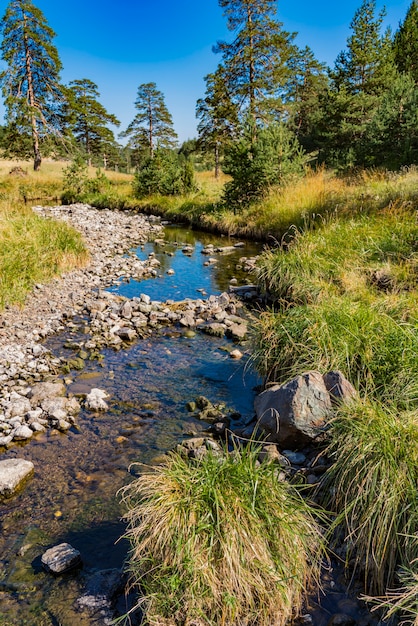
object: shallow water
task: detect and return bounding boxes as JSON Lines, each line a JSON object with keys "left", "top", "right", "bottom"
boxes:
{"left": 0, "top": 225, "right": 261, "bottom": 625}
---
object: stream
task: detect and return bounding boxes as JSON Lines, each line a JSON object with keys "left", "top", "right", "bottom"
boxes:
{"left": 0, "top": 224, "right": 263, "bottom": 625}
{"left": 0, "top": 223, "right": 377, "bottom": 626}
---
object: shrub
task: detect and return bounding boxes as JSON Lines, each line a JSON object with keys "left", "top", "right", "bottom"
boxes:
{"left": 222, "top": 123, "right": 307, "bottom": 213}
{"left": 134, "top": 149, "right": 197, "bottom": 198}
{"left": 318, "top": 398, "right": 418, "bottom": 595}
{"left": 120, "top": 447, "right": 324, "bottom": 626}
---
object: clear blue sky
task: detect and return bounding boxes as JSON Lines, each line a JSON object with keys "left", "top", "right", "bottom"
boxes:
{"left": 0, "top": 0, "right": 412, "bottom": 143}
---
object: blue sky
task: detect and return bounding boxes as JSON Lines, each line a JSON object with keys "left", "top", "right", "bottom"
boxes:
{"left": 0, "top": 0, "right": 412, "bottom": 143}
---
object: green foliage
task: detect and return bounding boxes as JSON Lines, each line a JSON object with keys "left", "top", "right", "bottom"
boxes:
{"left": 62, "top": 157, "right": 111, "bottom": 203}
{"left": 364, "top": 72, "right": 418, "bottom": 168}
{"left": 252, "top": 206, "right": 418, "bottom": 407}
{"left": 121, "top": 82, "right": 177, "bottom": 162}
{"left": 120, "top": 447, "right": 324, "bottom": 626}
{"left": 319, "top": 399, "right": 418, "bottom": 594}
{"left": 394, "top": 0, "right": 418, "bottom": 83}
{"left": 66, "top": 78, "right": 120, "bottom": 164}
{"left": 134, "top": 149, "right": 196, "bottom": 198}
{"left": 215, "top": 0, "right": 297, "bottom": 126}
{"left": 0, "top": 0, "right": 65, "bottom": 170}
{"left": 222, "top": 122, "right": 306, "bottom": 212}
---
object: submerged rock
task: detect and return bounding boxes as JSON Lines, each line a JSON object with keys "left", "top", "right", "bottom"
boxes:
{"left": 0, "top": 459, "right": 34, "bottom": 498}
{"left": 41, "top": 543, "right": 82, "bottom": 574}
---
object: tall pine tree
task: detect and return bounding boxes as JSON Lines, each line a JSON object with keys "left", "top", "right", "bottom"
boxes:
{"left": 214, "top": 0, "right": 297, "bottom": 134}
{"left": 196, "top": 65, "right": 239, "bottom": 178}
{"left": 121, "top": 83, "right": 177, "bottom": 161}
{"left": 394, "top": 0, "right": 418, "bottom": 83}
{"left": 319, "top": 0, "right": 396, "bottom": 167}
{"left": 67, "top": 79, "right": 120, "bottom": 167}
{"left": 0, "top": 0, "right": 64, "bottom": 170}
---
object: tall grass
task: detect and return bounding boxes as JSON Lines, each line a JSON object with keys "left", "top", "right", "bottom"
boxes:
{"left": 318, "top": 399, "right": 418, "bottom": 595}
{"left": 0, "top": 159, "right": 88, "bottom": 308}
{"left": 120, "top": 447, "right": 324, "bottom": 626}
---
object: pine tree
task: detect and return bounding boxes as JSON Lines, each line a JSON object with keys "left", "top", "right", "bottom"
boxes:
{"left": 67, "top": 78, "right": 120, "bottom": 167}
{"left": 196, "top": 65, "right": 239, "bottom": 178}
{"left": 0, "top": 0, "right": 64, "bottom": 170}
{"left": 320, "top": 0, "right": 397, "bottom": 167}
{"left": 394, "top": 0, "right": 418, "bottom": 83}
{"left": 284, "top": 46, "right": 329, "bottom": 152}
{"left": 214, "top": 0, "right": 297, "bottom": 132}
{"left": 121, "top": 82, "right": 177, "bottom": 161}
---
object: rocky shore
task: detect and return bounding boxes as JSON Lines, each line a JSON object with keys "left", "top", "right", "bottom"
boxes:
{"left": 0, "top": 203, "right": 256, "bottom": 453}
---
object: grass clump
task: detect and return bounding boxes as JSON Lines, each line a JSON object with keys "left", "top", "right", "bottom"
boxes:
{"left": 318, "top": 398, "right": 418, "bottom": 595}
{"left": 120, "top": 447, "right": 324, "bottom": 626}
{"left": 0, "top": 199, "right": 88, "bottom": 308}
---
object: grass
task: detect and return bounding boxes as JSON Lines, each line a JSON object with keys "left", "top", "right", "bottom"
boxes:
{"left": 119, "top": 447, "right": 324, "bottom": 626}
{"left": 0, "top": 159, "right": 89, "bottom": 308}
{"left": 251, "top": 202, "right": 418, "bottom": 409}
{"left": 318, "top": 398, "right": 418, "bottom": 596}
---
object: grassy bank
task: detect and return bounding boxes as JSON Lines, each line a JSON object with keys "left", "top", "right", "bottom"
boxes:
{"left": 0, "top": 160, "right": 88, "bottom": 308}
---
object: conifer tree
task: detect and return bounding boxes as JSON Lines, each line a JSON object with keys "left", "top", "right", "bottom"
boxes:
{"left": 215, "top": 0, "right": 297, "bottom": 132}
{"left": 121, "top": 83, "right": 177, "bottom": 161}
{"left": 394, "top": 0, "right": 418, "bottom": 83}
{"left": 67, "top": 78, "right": 120, "bottom": 166}
{"left": 0, "top": 0, "right": 64, "bottom": 170}
{"left": 319, "top": 0, "right": 396, "bottom": 167}
{"left": 196, "top": 65, "right": 239, "bottom": 178}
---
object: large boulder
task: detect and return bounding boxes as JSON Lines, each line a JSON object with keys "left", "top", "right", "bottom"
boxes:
{"left": 0, "top": 459, "right": 34, "bottom": 498}
{"left": 254, "top": 371, "right": 332, "bottom": 447}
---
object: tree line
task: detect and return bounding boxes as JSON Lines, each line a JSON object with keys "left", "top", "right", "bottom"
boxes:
{"left": 0, "top": 0, "right": 417, "bottom": 204}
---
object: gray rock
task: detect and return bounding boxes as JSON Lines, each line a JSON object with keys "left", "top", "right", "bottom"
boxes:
{"left": 29, "top": 381, "right": 66, "bottom": 405}
{"left": 7, "top": 397, "right": 31, "bottom": 418}
{"left": 226, "top": 322, "right": 248, "bottom": 341}
{"left": 254, "top": 371, "right": 333, "bottom": 447}
{"left": 85, "top": 388, "right": 109, "bottom": 412}
{"left": 41, "top": 543, "right": 82, "bottom": 574}
{"left": 13, "top": 425, "right": 34, "bottom": 441}
{"left": 0, "top": 459, "right": 34, "bottom": 498}
{"left": 323, "top": 371, "right": 357, "bottom": 404}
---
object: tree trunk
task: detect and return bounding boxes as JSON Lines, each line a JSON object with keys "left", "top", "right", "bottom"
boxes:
{"left": 24, "top": 16, "right": 42, "bottom": 170}
{"left": 214, "top": 142, "right": 220, "bottom": 179}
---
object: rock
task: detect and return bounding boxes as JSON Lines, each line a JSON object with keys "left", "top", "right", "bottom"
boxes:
{"left": 85, "top": 388, "right": 109, "bottom": 411}
{"left": 226, "top": 322, "right": 247, "bottom": 341}
{"left": 327, "top": 614, "right": 356, "bottom": 626}
{"left": 283, "top": 450, "right": 307, "bottom": 465}
{"left": 323, "top": 371, "right": 357, "bottom": 404}
{"left": 230, "top": 349, "right": 243, "bottom": 359}
{"left": 29, "top": 382, "right": 66, "bottom": 404}
{"left": 7, "top": 397, "right": 31, "bottom": 418}
{"left": 199, "top": 322, "right": 225, "bottom": 337}
{"left": 77, "top": 568, "right": 123, "bottom": 614}
{"left": 41, "top": 543, "right": 82, "bottom": 574}
{"left": 258, "top": 444, "right": 289, "bottom": 466}
{"left": 254, "top": 371, "right": 333, "bottom": 447}
{"left": 115, "top": 327, "right": 137, "bottom": 341}
{"left": 0, "top": 459, "right": 34, "bottom": 498}
{"left": 13, "top": 425, "right": 34, "bottom": 441}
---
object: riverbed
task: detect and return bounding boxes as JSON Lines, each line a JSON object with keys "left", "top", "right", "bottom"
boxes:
{"left": 0, "top": 221, "right": 262, "bottom": 625}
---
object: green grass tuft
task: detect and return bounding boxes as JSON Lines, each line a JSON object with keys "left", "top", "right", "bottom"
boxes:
{"left": 319, "top": 398, "right": 418, "bottom": 595}
{"left": 120, "top": 447, "right": 324, "bottom": 626}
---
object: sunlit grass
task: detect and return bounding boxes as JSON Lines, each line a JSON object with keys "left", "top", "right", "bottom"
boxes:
{"left": 119, "top": 447, "right": 324, "bottom": 626}
{"left": 319, "top": 399, "right": 418, "bottom": 595}
{"left": 0, "top": 159, "right": 88, "bottom": 308}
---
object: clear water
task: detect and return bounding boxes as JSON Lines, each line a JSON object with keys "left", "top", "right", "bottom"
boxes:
{"left": 0, "top": 224, "right": 262, "bottom": 625}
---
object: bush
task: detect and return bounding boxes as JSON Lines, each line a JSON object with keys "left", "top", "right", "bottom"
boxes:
{"left": 319, "top": 398, "right": 418, "bottom": 595}
{"left": 120, "top": 447, "right": 324, "bottom": 626}
{"left": 134, "top": 149, "right": 197, "bottom": 198}
{"left": 222, "top": 123, "right": 307, "bottom": 213}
